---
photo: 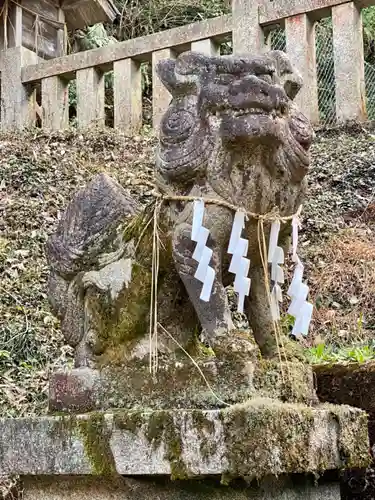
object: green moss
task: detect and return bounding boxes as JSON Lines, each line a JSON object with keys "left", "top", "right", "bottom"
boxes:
{"left": 94, "top": 261, "right": 152, "bottom": 364}
{"left": 253, "top": 359, "right": 316, "bottom": 404}
{"left": 113, "top": 410, "right": 144, "bottom": 434}
{"left": 328, "top": 407, "right": 370, "bottom": 469}
{"left": 219, "top": 401, "right": 323, "bottom": 479}
{"left": 78, "top": 412, "right": 117, "bottom": 476}
{"left": 191, "top": 410, "right": 217, "bottom": 459}
{"left": 114, "top": 409, "right": 188, "bottom": 480}
{"left": 192, "top": 411, "right": 215, "bottom": 435}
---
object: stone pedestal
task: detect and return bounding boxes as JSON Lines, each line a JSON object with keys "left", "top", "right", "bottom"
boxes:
{"left": 48, "top": 355, "right": 317, "bottom": 412}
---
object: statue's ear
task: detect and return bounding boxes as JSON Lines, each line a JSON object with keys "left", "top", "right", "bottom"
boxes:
{"left": 268, "top": 50, "right": 303, "bottom": 100}
{"left": 156, "top": 56, "right": 200, "bottom": 96}
{"left": 283, "top": 71, "right": 303, "bottom": 100}
{"left": 156, "top": 59, "right": 179, "bottom": 95}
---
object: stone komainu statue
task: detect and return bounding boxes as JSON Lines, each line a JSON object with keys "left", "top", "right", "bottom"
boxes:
{"left": 47, "top": 50, "right": 314, "bottom": 369}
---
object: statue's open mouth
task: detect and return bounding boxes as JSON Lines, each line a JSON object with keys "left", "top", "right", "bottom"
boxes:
{"left": 213, "top": 102, "right": 288, "bottom": 119}
{"left": 232, "top": 107, "right": 287, "bottom": 118}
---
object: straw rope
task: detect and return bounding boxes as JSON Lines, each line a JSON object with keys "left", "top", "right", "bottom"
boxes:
{"left": 146, "top": 191, "right": 301, "bottom": 393}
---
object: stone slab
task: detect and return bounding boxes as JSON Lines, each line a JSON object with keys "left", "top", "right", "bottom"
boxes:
{"left": 0, "top": 400, "right": 369, "bottom": 478}
{"left": 314, "top": 362, "right": 375, "bottom": 499}
{"left": 21, "top": 475, "right": 341, "bottom": 500}
{"left": 314, "top": 361, "right": 375, "bottom": 413}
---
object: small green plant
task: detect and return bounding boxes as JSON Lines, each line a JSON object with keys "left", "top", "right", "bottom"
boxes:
{"left": 280, "top": 313, "right": 295, "bottom": 336}
{"left": 305, "top": 342, "right": 375, "bottom": 365}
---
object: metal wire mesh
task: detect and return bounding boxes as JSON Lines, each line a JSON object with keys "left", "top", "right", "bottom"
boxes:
{"left": 365, "top": 61, "right": 375, "bottom": 120}
{"left": 265, "top": 16, "right": 375, "bottom": 127}
{"left": 363, "top": 6, "right": 375, "bottom": 120}
{"left": 267, "top": 26, "right": 286, "bottom": 52}
{"left": 315, "top": 19, "right": 336, "bottom": 126}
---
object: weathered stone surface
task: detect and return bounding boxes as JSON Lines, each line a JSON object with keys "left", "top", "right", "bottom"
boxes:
{"left": 285, "top": 13, "right": 319, "bottom": 124}
{"left": 191, "top": 39, "right": 219, "bottom": 55}
{"left": 0, "top": 401, "right": 369, "bottom": 478}
{"left": 42, "top": 75, "right": 69, "bottom": 130}
{"left": 152, "top": 48, "right": 175, "bottom": 129}
{"left": 76, "top": 67, "right": 105, "bottom": 128}
{"left": 1, "top": 47, "right": 39, "bottom": 130}
{"left": 315, "top": 361, "right": 375, "bottom": 413}
{"left": 46, "top": 172, "right": 137, "bottom": 368}
{"left": 22, "top": 475, "right": 341, "bottom": 500}
{"left": 114, "top": 58, "right": 142, "bottom": 133}
{"left": 232, "top": 0, "right": 264, "bottom": 54}
{"left": 21, "top": 16, "right": 233, "bottom": 83}
{"left": 49, "top": 356, "right": 317, "bottom": 412}
{"left": 258, "top": 0, "right": 367, "bottom": 25}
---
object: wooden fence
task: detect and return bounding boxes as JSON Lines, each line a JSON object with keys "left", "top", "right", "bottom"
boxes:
{"left": 1, "top": 0, "right": 373, "bottom": 132}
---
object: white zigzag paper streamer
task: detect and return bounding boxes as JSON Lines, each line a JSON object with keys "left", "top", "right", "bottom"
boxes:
{"left": 228, "top": 211, "right": 251, "bottom": 314}
{"left": 287, "top": 216, "right": 313, "bottom": 337}
{"left": 268, "top": 221, "right": 284, "bottom": 321}
{"left": 191, "top": 200, "right": 215, "bottom": 302}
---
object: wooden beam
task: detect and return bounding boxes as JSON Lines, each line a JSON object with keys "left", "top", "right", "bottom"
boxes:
{"left": 62, "top": 0, "right": 90, "bottom": 8}
{"left": 22, "top": 15, "right": 232, "bottom": 83}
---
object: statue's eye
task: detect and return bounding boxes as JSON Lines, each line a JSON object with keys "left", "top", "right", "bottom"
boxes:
{"left": 257, "top": 74, "right": 273, "bottom": 84}
{"left": 215, "top": 74, "right": 236, "bottom": 85}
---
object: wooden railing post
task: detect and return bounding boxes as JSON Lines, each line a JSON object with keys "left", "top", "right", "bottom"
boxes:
{"left": 114, "top": 58, "right": 142, "bottom": 134}
{"left": 152, "top": 49, "right": 175, "bottom": 130}
{"left": 76, "top": 67, "right": 105, "bottom": 128}
{"left": 232, "top": 0, "right": 264, "bottom": 54}
{"left": 56, "top": 7, "right": 67, "bottom": 57}
{"left": 1, "top": 47, "right": 38, "bottom": 130}
{"left": 191, "top": 39, "right": 219, "bottom": 55}
{"left": 285, "top": 14, "right": 319, "bottom": 124}
{"left": 7, "top": 2, "right": 22, "bottom": 48}
{"left": 332, "top": 2, "right": 366, "bottom": 122}
{"left": 41, "top": 76, "right": 69, "bottom": 130}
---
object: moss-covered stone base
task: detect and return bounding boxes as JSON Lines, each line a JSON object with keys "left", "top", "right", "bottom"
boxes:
{"left": 0, "top": 400, "right": 370, "bottom": 480}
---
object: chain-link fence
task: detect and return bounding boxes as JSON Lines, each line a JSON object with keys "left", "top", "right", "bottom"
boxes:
{"left": 365, "top": 61, "right": 375, "bottom": 119}
{"left": 267, "top": 20, "right": 336, "bottom": 127}
{"left": 267, "top": 26, "right": 286, "bottom": 52}
{"left": 266, "top": 16, "right": 375, "bottom": 127}
{"left": 315, "top": 19, "right": 336, "bottom": 126}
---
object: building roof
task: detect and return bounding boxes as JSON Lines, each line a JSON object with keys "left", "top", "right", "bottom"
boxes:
{"left": 62, "top": 0, "right": 120, "bottom": 30}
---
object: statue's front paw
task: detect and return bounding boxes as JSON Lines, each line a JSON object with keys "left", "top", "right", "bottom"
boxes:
{"left": 203, "top": 327, "right": 258, "bottom": 360}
